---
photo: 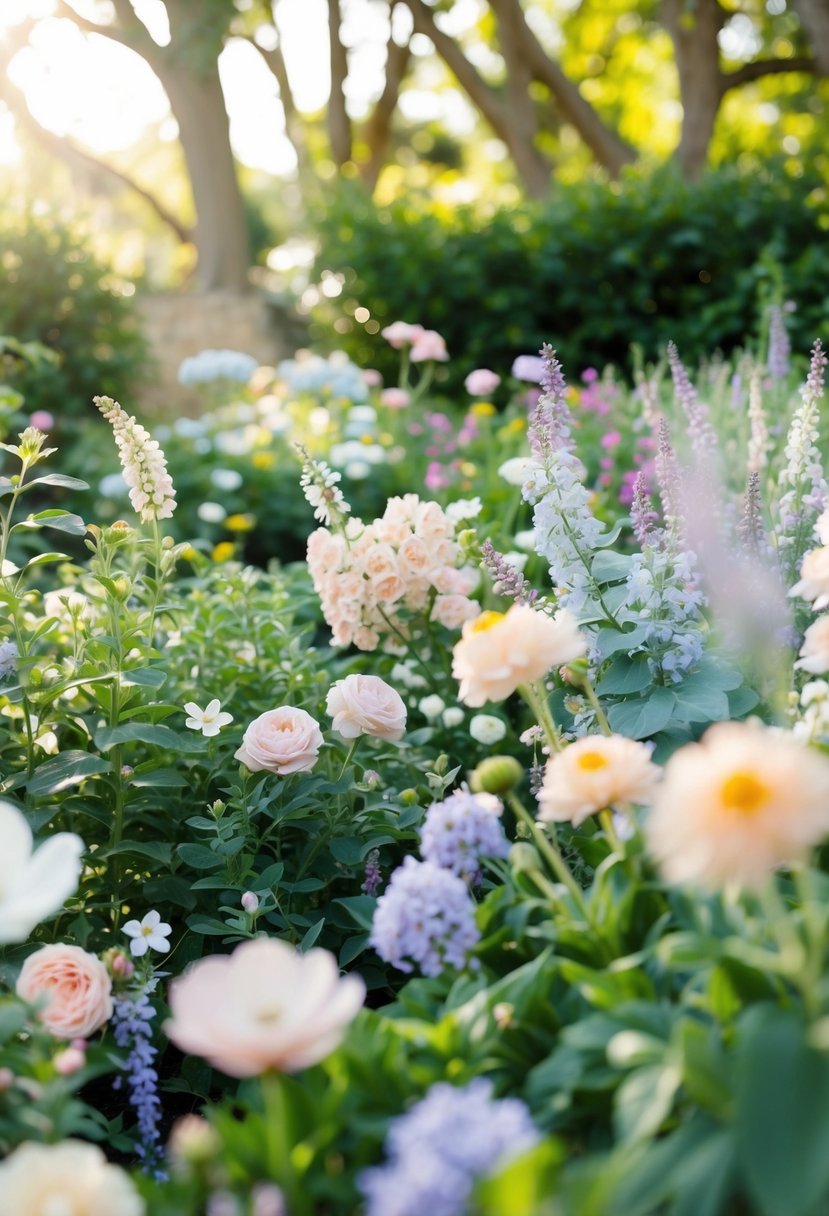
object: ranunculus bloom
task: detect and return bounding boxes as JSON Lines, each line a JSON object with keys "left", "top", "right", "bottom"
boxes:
{"left": 647, "top": 720, "right": 829, "bottom": 888}
{"left": 0, "top": 800, "right": 84, "bottom": 944}
{"left": 16, "top": 944, "right": 113, "bottom": 1039}
{"left": 380, "top": 387, "right": 410, "bottom": 410}
{"left": 235, "top": 707, "right": 323, "bottom": 775}
{"left": 797, "top": 615, "right": 829, "bottom": 673}
{"left": 0, "top": 1139, "right": 143, "bottom": 1216}
{"left": 381, "top": 321, "right": 425, "bottom": 349}
{"left": 410, "top": 329, "right": 449, "bottom": 363}
{"left": 452, "top": 605, "right": 587, "bottom": 707}
{"left": 790, "top": 545, "right": 829, "bottom": 609}
{"left": 326, "top": 674, "right": 407, "bottom": 741}
{"left": 464, "top": 369, "right": 501, "bottom": 396}
{"left": 164, "top": 937, "right": 365, "bottom": 1077}
{"left": 537, "top": 734, "right": 660, "bottom": 827}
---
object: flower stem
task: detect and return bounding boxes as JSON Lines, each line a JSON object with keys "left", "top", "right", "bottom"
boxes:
{"left": 507, "top": 792, "right": 588, "bottom": 922}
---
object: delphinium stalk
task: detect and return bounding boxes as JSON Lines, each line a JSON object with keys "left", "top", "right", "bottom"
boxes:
{"left": 524, "top": 346, "right": 607, "bottom": 616}
{"left": 775, "top": 340, "right": 827, "bottom": 585}
{"left": 480, "top": 538, "right": 537, "bottom": 605}
{"left": 111, "top": 984, "right": 166, "bottom": 1178}
{"left": 667, "top": 340, "right": 718, "bottom": 461}
{"left": 767, "top": 303, "right": 791, "bottom": 383}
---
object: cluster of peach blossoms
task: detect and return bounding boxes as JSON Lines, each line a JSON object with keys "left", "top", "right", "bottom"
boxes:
{"left": 308, "top": 494, "right": 480, "bottom": 650}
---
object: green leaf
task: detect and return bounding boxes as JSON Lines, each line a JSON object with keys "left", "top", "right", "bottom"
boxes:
{"left": 185, "top": 915, "right": 233, "bottom": 936}
{"left": 177, "top": 843, "right": 222, "bottom": 870}
{"left": 596, "top": 624, "right": 650, "bottom": 658}
{"left": 607, "top": 688, "right": 676, "bottom": 739}
{"left": 614, "top": 1063, "right": 681, "bottom": 1144}
{"left": 736, "top": 1006, "right": 829, "bottom": 1216}
{"left": 299, "top": 919, "right": 325, "bottom": 951}
{"left": 26, "top": 751, "right": 110, "bottom": 795}
{"left": 104, "top": 840, "right": 172, "bottom": 865}
{"left": 26, "top": 472, "right": 89, "bottom": 490}
{"left": 24, "top": 510, "right": 87, "bottom": 535}
{"left": 120, "top": 667, "right": 167, "bottom": 688}
{"left": 597, "top": 654, "right": 652, "bottom": 696}
{"left": 94, "top": 722, "right": 183, "bottom": 752}
{"left": 671, "top": 683, "right": 730, "bottom": 725}
{"left": 592, "top": 551, "right": 633, "bottom": 584}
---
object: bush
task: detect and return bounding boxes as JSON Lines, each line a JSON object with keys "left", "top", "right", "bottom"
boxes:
{"left": 310, "top": 166, "right": 829, "bottom": 391}
{"left": 0, "top": 205, "right": 150, "bottom": 419}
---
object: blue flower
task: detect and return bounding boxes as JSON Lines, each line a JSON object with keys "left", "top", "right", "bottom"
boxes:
{"left": 370, "top": 856, "right": 480, "bottom": 976}
{"left": 419, "top": 789, "right": 509, "bottom": 884}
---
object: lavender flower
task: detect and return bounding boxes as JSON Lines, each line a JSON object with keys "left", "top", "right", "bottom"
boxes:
{"left": 0, "top": 640, "right": 18, "bottom": 683}
{"left": 630, "top": 472, "right": 660, "bottom": 549}
{"left": 739, "top": 472, "right": 765, "bottom": 555}
{"left": 297, "top": 445, "right": 350, "bottom": 529}
{"left": 654, "top": 419, "right": 682, "bottom": 539}
{"left": 370, "top": 856, "right": 480, "bottom": 976}
{"left": 767, "top": 304, "right": 791, "bottom": 382}
{"left": 112, "top": 990, "right": 165, "bottom": 1177}
{"left": 667, "top": 341, "right": 717, "bottom": 458}
{"left": 419, "top": 789, "right": 509, "bottom": 884}
{"left": 362, "top": 848, "right": 382, "bottom": 897}
{"left": 622, "top": 547, "right": 705, "bottom": 681}
{"left": 359, "top": 1079, "right": 539, "bottom": 1216}
{"left": 481, "top": 539, "right": 536, "bottom": 604}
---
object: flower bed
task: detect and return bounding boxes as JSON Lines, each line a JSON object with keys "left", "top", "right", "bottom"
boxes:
{"left": 1, "top": 319, "right": 829, "bottom": 1216}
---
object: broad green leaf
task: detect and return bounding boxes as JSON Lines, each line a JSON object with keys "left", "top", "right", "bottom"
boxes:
{"left": 614, "top": 1063, "right": 681, "bottom": 1144}
{"left": 94, "top": 722, "right": 183, "bottom": 752}
{"left": 596, "top": 624, "right": 650, "bottom": 658}
{"left": 592, "top": 551, "right": 633, "bottom": 583}
{"left": 607, "top": 688, "right": 676, "bottom": 739}
{"left": 597, "top": 654, "right": 652, "bottom": 696}
{"left": 26, "top": 751, "right": 110, "bottom": 795}
{"left": 177, "top": 843, "right": 223, "bottom": 870}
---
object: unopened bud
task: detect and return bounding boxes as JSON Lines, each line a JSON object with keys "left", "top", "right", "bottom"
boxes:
{"left": 399, "top": 788, "right": 419, "bottom": 806}
{"left": 167, "top": 1115, "right": 220, "bottom": 1168}
{"left": 241, "top": 891, "right": 259, "bottom": 914}
{"left": 209, "top": 800, "right": 226, "bottom": 820}
{"left": 102, "top": 948, "right": 135, "bottom": 979}
{"left": 470, "top": 754, "right": 523, "bottom": 795}
{"left": 560, "top": 657, "right": 590, "bottom": 687}
{"left": 54, "top": 1047, "right": 86, "bottom": 1076}
{"left": 362, "top": 769, "right": 381, "bottom": 789}
{"left": 432, "top": 753, "right": 449, "bottom": 776}
{"left": 0, "top": 1067, "right": 14, "bottom": 1092}
{"left": 509, "top": 842, "right": 542, "bottom": 873}
{"left": 493, "top": 1002, "right": 514, "bottom": 1030}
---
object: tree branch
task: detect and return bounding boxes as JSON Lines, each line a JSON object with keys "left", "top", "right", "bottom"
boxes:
{"left": 358, "top": 13, "right": 411, "bottom": 191}
{"left": 327, "top": 0, "right": 352, "bottom": 165}
{"left": 722, "top": 56, "right": 818, "bottom": 91}
{"left": 54, "top": 0, "right": 165, "bottom": 66}
{"left": 488, "top": 0, "right": 554, "bottom": 196}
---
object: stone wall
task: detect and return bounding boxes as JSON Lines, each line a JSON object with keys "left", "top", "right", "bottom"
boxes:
{"left": 135, "top": 290, "right": 307, "bottom": 415}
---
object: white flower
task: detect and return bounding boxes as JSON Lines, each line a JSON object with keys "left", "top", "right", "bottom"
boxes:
{"left": 418, "top": 694, "right": 446, "bottom": 721}
{"left": 94, "top": 396, "right": 176, "bottom": 524}
{"left": 184, "top": 698, "right": 233, "bottom": 737}
{"left": 498, "top": 457, "right": 535, "bottom": 486}
{"left": 442, "top": 707, "right": 465, "bottom": 728}
{"left": 469, "top": 714, "right": 507, "bottom": 744}
{"left": 446, "top": 497, "right": 483, "bottom": 524}
{"left": 0, "top": 801, "right": 84, "bottom": 944}
{"left": 123, "top": 910, "right": 172, "bottom": 957}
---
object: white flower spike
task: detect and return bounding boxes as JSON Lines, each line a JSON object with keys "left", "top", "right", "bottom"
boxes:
{"left": 123, "top": 910, "right": 172, "bottom": 958}
{"left": 183, "top": 699, "right": 233, "bottom": 737}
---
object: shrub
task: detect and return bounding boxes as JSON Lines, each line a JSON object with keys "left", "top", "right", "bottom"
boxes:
{"left": 0, "top": 205, "right": 150, "bottom": 419}
{"left": 309, "top": 166, "right": 829, "bottom": 392}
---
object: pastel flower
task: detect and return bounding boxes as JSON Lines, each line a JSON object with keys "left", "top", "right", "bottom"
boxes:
{"left": 0, "top": 1140, "right": 144, "bottom": 1216}
{"left": 164, "top": 938, "right": 365, "bottom": 1077}
{"left": 647, "top": 721, "right": 829, "bottom": 888}
{"left": 469, "top": 714, "right": 507, "bottom": 744}
{"left": 452, "top": 604, "right": 587, "bottom": 707}
{"left": 797, "top": 615, "right": 829, "bottom": 673}
{"left": 537, "top": 734, "right": 660, "bottom": 827}
{"left": 410, "top": 329, "right": 449, "bottom": 363}
{"left": 17, "top": 944, "right": 113, "bottom": 1039}
{"left": 464, "top": 369, "right": 501, "bottom": 396}
{"left": 790, "top": 545, "right": 829, "bottom": 609}
{"left": 326, "top": 674, "right": 407, "bottom": 741}
{"left": 419, "top": 694, "right": 446, "bottom": 721}
{"left": 0, "top": 800, "right": 84, "bottom": 944}
{"left": 381, "top": 321, "right": 425, "bottom": 349}
{"left": 380, "top": 388, "right": 411, "bottom": 410}
{"left": 498, "top": 456, "right": 535, "bottom": 486}
{"left": 183, "top": 698, "right": 233, "bottom": 737}
{"left": 122, "top": 910, "right": 172, "bottom": 958}
{"left": 511, "top": 355, "right": 545, "bottom": 383}
{"left": 235, "top": 707, "right": 323, "bottom": 775}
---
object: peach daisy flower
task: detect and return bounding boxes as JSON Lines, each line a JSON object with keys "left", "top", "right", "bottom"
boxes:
{"left": 647, "top": 720, "right": 829, "bottom": 888}
{"left": 537, "top": 734, "right": 660, "bottom": 827}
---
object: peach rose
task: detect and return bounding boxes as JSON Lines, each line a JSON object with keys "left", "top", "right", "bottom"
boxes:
{"left": 452, "top": 604, "right": 587, "bottom": 706}
{"left": 790, "top": 545, "right": 829, "bottom": 609}
{"left": 431, "top": 594, "right": 480, "bottom": 631}
{"left": 797, "top": 615, "right": 829, "bottom": 674}
{"left": 537, "top": 734, "right": 660, "bottom": 826}
{"left": 234, "top": 707, "right": 323, "bottom": 775}
{"left": 0, "top": 1140, "right": 144, "bottom": 1216}
{"left": 165, "top": 937, "right": 365, "bottom": 1077}
{"left": 326, "top": 674, "right": 407, "bottom": 741}
{"left": 16, "top": 944, "right": 113, "bottom": 1039}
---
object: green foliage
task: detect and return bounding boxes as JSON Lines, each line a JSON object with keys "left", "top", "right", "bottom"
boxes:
{"left": 0, "top": 206, "right": 150, "bottom": 420}
{"left": 310, "top": 167, "right": 829, "bottom": 390}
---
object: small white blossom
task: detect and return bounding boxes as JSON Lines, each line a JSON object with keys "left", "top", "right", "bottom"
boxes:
{"left": 469, "top": 714, "right": 507, "bottom": 744}
{"left": 418, "top": 694, "right": 446, "bottom": 721}
{"left": 446, "top": 497, "right": 483, "bottom": 524}
{"left": 184, "top": 698, "right": 233, "bottom": 737}
{"left": 442, "top": 707, "right": 465, "bottom": 728}
{"left": 122, "top": 910, "right": 172, "bottom": 957}
{"left": 95, "top": 396, "right": 176, "bottom": 524}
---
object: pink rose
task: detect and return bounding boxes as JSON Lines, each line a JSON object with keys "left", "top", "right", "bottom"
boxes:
{"left": 165, "top": 937, "right": 365, "bottom": 1077}
{"left": 431, "top": 594, "right": 479, "bottom": 630}
{"left": 464, "top": 369, "right": 501, "bottom": 396}
{"left": 326, "top": 674, "right": 407, "bottom": 741}
{"left": 16, "top": 944, "right": 113, "bottom": 1039}
{"left": 410, "top": 329, "right": 449, "bottom": 363}
{"left": 234, "top": 707, "right": 323, "bottom": 775}
{"left": 381, "top": 321, "right": 425, "bottom": 349}
{"left": 380, "top": 388, "right": 410, "bottom": 410}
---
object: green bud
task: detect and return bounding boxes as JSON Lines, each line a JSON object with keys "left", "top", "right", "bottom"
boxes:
{"left": 471, "top": 754, "right": 523, "bottom": 795}
{"left": 560, "top": 657, "right": 590, "bottom": 687}
{"left": 432, "top": 753, "right": 449, "bottom": 776}
{"left": 399, "top": 788, "right": 419, "bottom": 806}
{"left": 509, "top": 842, "right": 542, "bottom": 873}
{"left": 209, "top": 799, "right": 226, "bottom": 819}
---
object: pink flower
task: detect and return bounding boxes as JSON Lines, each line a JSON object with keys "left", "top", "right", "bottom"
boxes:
{"left": 582, "top": 368, "right": 599, "bottom": 383}
{"left": 164, "top": 938, "right": 365, "bottom": 1077}
{"left": 431, "top": 594, "right": 479, "bottom": 630}
{"left": 235, "top": 707, "right": 323, "bottom": 775}
{"left": 511, "top": 355, "right": 544, "bottom": 383}
{"left": 425, "top": 462, "right": 449, "bottom": 491}
{"left": 381, "top": 321, "right": 425, "bottom": 349}
{"left": 601, "top": 430, "right": 622, "bottom": 449}
{"left": 380, "top": 388, "right": 410, "bottom": 410}
{"left": 326, "top": 674, "right": 407, "bottom": 741}
{"left": 452, "top": 605, "right": 587, "bottom": 707}
{"left": 537, "top": 735, "right": 660, "bottom": 826}
{"left": 410, "top": 330, "right": 449, "bottom": 363}
{"left": 29, "top": 410, "right": 55, "bottom": 432}
{"left": 363, "top": 368, "right": 383, "bottom": 387}
{"left": 464, "top": 369, "right": 501, "bottom": 396}
{"left": 53, "top": 1046, "right": 86, "bottom": 1076}
{"left": 16, "top": 944, "right": 113, "bottom": 1039}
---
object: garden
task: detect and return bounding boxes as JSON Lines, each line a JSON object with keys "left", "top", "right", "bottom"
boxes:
{"left": 2, "top": 2, "right": 829, "bottom": 1215}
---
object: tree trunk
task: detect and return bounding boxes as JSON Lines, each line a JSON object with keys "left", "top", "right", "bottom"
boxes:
{"left": 662, "top": 0, "right": 726, "bottom": 179}
{"left": 327, "top": 0, "right": 353, "bottom": 165}
{"left": 359, "top": 32, "right": 411, "bottom": 192}
{"left": 160, "top": 66, "right": 251, "bottom": 292}
{"left": 489, "top": 0, "right": 553, "bottom": 197}
{"left": 792, "top": 0, "right": 829, "bottom": 74}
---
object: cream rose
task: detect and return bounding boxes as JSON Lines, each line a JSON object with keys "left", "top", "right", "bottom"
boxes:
{"left": 234, "top": 707, "right": 323, "bottom": 775}
{"left": 0, "top": 1140, "right": 144, "bottom": 1216}
{"left": 452, "top": 604, "right": 587, "bottom": 707}
{"left": 797, "top": 615, "right": 829, "bottom": 674}
{"left": 165, "top": 937, "right": 365, "bottom": 1077}
{"left": 326, "top": 674, "right": 407, "bottom": 741}
{"left": 16, "top": 943, "right": 113, "bottom": 1039}
{"left": 790, "top": 545, "right": 829, "bottom": 609}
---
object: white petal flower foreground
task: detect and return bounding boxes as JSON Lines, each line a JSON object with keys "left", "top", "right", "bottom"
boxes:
{"left": 123, "top": 910, "right": 172, "bottom": 958}
{"left": 0, "top": 1140, "right": 144, "bottom": 1216}
{"left": 183, "top": 698, "right": 234, "bottom": 737}
{"left": 0, "top": 800, "right": 84, "bottom": 945}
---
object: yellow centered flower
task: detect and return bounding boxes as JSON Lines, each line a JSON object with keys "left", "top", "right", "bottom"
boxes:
{"left": 469, "top": 611, "right": 505, "bottom": 635}
{"left": 721, "top": 771, "right": 770, "bottom": 815}
{"left": 577, "top": 751, "right": 610, "bottom": 772}
{"left": 226, "top": 513, "right": 256, "bottom": 533}
{"left": 211, "top": 542, "right": 235, "bottom": 562}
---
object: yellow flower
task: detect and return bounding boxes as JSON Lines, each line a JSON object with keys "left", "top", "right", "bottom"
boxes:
{"left": 226, "top": 513, "right": 256, "bottom": 533}
{"left": 470, "top": 401, "right": 496, "bottom": 418}
{"left": 211, "top": 542, "right": 236, "bottom": 563}
{"left": 360, "top": 433, "right": 377, "bottom": 445}
{"left": 459, "top": 461, "right": 477, "bottom": 478}
{"left": 251, "top": 451, "right": 276, "bottom": 470}
{"left": 181, "top": 545, "right": 199, "bottom": 562}
{"left": 499, "top": 418, "right": 526, "bottom": 438}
